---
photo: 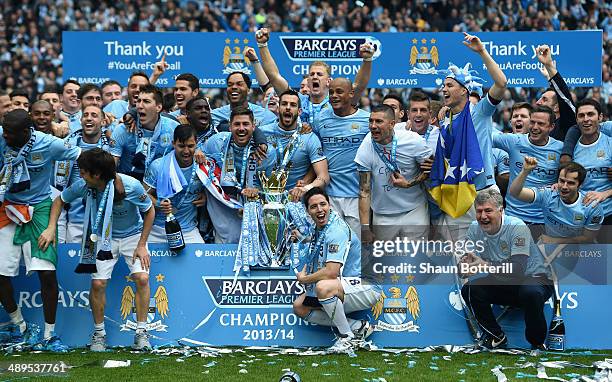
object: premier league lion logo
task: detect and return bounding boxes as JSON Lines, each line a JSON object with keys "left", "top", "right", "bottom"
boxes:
{"left": 372, "top": 286, "right": 420, "bottom": 332}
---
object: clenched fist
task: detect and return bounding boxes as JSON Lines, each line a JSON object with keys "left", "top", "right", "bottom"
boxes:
{"left": 523, "top": 156, "right": 538, "bottom": 172}
{"left": 255, "top": 28, "right": 270, "bottom": 44}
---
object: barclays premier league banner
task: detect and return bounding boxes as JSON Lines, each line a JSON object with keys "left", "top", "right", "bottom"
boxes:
{"left": 2, "top": 244, "right": 611, "bottom": 349}
{"left": 62, "top": 31, "right": 602, "bottom": 89}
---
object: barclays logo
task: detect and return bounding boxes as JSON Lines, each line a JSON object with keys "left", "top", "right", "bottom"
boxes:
{"left": 203, "top": 277, "right": 306, "bottom": 307}
{"left": 279, "top": 36, "right": 382, "bottom": 62}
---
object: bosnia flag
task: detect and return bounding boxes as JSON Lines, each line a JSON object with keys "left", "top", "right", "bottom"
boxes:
{"left": 429, "top": 100, "right": 484, "bottom": 218}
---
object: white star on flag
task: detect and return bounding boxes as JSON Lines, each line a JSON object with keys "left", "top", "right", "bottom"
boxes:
{"left": 460, "top": 160, "right": 471, "bottom": 179}
{"left": 439, "top": 134, "right": 446, "bottom": 149}
{"left": 445, "top": 165, "right": 457, "bottom": 180}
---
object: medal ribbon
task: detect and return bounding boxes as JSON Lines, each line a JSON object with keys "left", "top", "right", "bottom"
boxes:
{"left": 307, "top": 97, "right": 329, "bottom": 126}
{"left": 372, "top": 135, "right": 399, "bottom": 173}
{"left": 274, "top": 127, "right": 300, "bottom": 171}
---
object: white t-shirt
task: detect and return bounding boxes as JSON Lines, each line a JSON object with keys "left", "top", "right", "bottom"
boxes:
{"left": 355, "top": 129, "right": 432, "bottom": 214}
{"left": 393, "top": 122, "right": 407, "bottom": 131}
{"left": 394, "top": 123, "right": 440, "bottom": 152}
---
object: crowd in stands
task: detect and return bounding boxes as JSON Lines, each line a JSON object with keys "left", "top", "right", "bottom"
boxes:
{"left": 0, "top": 0, "right": 610, "bottom": 120}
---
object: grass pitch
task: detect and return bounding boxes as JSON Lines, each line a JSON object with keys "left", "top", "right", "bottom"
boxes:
{"left": 0, "top": 348, "right": 610, "bottom": 382}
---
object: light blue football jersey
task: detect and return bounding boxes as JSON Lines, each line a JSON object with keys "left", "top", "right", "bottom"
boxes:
{"left": 312, "top": 107, "right": 370, "bottom": 198}
{"left": 144, "top": 156, "right": 204, "bottom": 231}
{"left": 259, "top": 123, "right": 326, "bottom": 190}
{"left": 61, "top": 174, "right": 152, "bottom": 239}
{"left": 492, "top": 147, "right": 509, "bottom": 175}
{"left": 298, "top": 93, "right": 330, "bottom": 126}
{"left": 309, "top": 211, "right": 361, "bottom": 279}
{"left": 110, "top": 115, "right": 178, "bottom": 176}
{"left": 466, "top": 215, "right": 551, "bottom": 278}
{"left": 0, "top": 129, "right": 81, "bottom": 204}
{"left": 493, "top": 133, "right": 563, "bottom": 223}
{"left": 531, "top": 187, "right": 604, "bottom": 238}
{"left": 573, "top": 133, "right": 612, "bottom": 216}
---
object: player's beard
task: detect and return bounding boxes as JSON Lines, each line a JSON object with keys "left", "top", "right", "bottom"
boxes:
{"left": 280, "top": 112, "right": 298, "bottom": 130}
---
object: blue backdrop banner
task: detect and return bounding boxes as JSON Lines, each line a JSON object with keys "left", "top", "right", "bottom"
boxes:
{"left": 62, "top": 31, "right": 602, "bottom": 89}
{"left": 1, "top": 244, "right": 611, "bottom": 349}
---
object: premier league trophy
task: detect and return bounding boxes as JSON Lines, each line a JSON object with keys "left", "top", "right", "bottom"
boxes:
{"left": 258, "top": 169, "right": 291, "bottom": 267}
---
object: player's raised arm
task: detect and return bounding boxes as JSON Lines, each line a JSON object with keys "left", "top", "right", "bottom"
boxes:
{"left": 255, "top": 28, "right": 290, "bottom": 95}
{"left": 243, "top": 47, "right": 271, "bottom": 91}
{"left": 463, "top": 32, "right": 507, "bottom": 101}
{"left": 149, "top": 54, "right": 168, "bottom": 85}
{"left": 508, "top": 157, "right": 537, "bottom": 203}
{"left": 351, "top": 43, "right": 374, "bottom": 105}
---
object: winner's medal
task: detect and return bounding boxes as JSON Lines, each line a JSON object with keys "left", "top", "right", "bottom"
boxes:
{"left": 90, "top": 233, "right": 98, "bottom": 243}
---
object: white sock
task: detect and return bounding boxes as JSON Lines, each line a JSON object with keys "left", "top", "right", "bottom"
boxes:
{"left": 8, "top": 308, "right": 26, "bottom": 333}
{"left": 136, "top": 321, "right": 147, "bottom": 333}
{"left": 319, "top": 296, "right": 353, "bottom": 337}
{"left": 94, "top": 322, "right": 106, "bottom": 336}
{"left": 305, "top": 310, "right": 358, "bottom": 330}
{"left": 44, "top": 323, "right": 55, "bottom": 339}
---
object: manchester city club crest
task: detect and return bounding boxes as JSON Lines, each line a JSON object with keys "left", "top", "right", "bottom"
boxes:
{"left": 222, "top": 38, "right": 252, "bottom": 75}
{"left": 372, "top": 286, "right": 420, "bottom": 332}
{"left": 500, "top": 241, "right": 510, "bottom": 254}
{"left": 120, "top": 273, "right": 169, "bottom": 332}
{"left": 409, "top": 38, "right": 439, "bottom": 75}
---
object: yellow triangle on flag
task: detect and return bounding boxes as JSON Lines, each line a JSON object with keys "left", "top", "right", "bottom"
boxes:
{"left": 428, "top": 181, "right": 477, "bottom": 218}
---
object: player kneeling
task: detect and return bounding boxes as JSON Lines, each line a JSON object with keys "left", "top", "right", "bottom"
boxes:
{"left": 293, "top": 187, "right": 381, "bottom": 353}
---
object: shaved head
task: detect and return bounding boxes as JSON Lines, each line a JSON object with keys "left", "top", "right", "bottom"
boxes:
{"left": 328, "top": 77, "right": 355, "bottom": 115}
{"left": 330, "top": 77, "right": 352, "bottom": 90}
{"left": 31, "top": 100, "right": 53, "bottom": 112}
{"left": 31, "top": 100, "right": 55, "bottom": 134}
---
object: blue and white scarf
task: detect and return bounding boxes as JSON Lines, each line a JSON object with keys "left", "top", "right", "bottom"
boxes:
{"left": 272, "top": 124, "right": 301, "bottom": 173}
{"left": 235, "top": 200, "right": 273, "bottom": 274}
{"left": 156, "top": 151, "right": 198, "bottom": 213}
{"left": 156, "top": 150, "right": 188, "bottom": 199}
{"left": 87, "top": 180, "right": 114, "bottom": 260}
{"left": 286, "top": 201, "right": 314, "bottom": 271}
{"left": 133, "top": 117, "right": 172, "bottom": 173}
{"left": 54, "top": 129, "right": 110, "bottom": 190}
{"left": 232, "top": 138, "right": 275, "bottom": 274}
{"left": 220, "top": 136, "right": 258, "bottom": 196}
{"left": 0, "top": 127, "right": 36, "bottom": 202}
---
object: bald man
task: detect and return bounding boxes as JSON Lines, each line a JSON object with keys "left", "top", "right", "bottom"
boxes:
{"left": 31, "top": 101, "right": 55, "bottom": 135}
